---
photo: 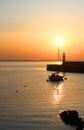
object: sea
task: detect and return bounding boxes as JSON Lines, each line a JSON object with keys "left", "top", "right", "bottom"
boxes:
{"left": 0, "top": 61, "right": 84, "bottom": 130}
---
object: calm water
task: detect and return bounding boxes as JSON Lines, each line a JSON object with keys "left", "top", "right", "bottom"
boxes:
{"left": 0, "top": 62, "right": 84, "bottom": 130}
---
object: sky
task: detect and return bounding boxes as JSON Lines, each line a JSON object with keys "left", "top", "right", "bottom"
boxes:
{"left": 0, "top": 0, "right": 84, "bottom": 61}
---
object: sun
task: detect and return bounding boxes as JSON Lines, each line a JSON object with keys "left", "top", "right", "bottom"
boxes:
{"left": 56, "top": 39, "right": 63, "bottom": 46}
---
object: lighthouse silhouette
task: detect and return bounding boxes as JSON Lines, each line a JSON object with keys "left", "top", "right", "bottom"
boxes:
{"left": 63, "top": 52, "right": 66, "bottom": 64}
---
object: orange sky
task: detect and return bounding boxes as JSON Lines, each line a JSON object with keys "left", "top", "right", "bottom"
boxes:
{"left": 0, "top": 0, "right": 84, "bottom": 61}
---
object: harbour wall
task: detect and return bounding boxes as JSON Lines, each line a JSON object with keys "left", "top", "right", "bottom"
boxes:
{"left": 47, "top": 62, "right": 84, "bottom": 73}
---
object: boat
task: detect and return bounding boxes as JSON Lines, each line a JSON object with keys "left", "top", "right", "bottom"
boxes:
{"left": 48, "top": 72, "right": 64, "bottom": 82}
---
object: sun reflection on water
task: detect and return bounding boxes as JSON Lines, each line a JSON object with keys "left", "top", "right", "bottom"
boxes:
{"left": 52, "top": 83, "right": 64, "bottom": 105}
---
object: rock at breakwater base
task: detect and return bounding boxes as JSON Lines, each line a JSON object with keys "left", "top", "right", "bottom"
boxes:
{"left": 60, "top": 110, "right": 84, "bottom": 130}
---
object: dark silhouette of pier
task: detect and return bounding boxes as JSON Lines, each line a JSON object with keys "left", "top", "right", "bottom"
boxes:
{"left": 47, "top": 53, "right": 84, "bottom": 73}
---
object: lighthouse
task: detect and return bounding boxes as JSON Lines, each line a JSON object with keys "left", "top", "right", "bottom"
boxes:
{"left": 63, "top": 52, "right": 66, "bottom": 64}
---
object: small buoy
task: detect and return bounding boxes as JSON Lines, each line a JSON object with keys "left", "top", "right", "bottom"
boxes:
{"left": 64, "top": 77, "right": 67, "bottom": 80}
{"left": 16, "top": 90, "right": 18, "bottom": 92}
{"left": 24, "top": 85, "right": 26, "bottom": 87}
{"left": 46, "top": 79, "right": 49, "bottom": 82}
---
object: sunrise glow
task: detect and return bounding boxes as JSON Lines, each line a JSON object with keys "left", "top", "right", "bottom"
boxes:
{"left": 56, "top": 61, "right": 62, "bottom": 65}
{"left": 56, "top": 39, "right": 63, "bottom": 47}
{"left": 0, "top": 0, "right": 84, "bottom": 61}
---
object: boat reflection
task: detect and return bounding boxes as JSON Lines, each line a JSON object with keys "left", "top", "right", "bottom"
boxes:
{"left": 51, "top": 82, "right": 64, "bottom": 105}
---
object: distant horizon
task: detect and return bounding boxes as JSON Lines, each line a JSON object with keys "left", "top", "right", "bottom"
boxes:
{"left": 0, "top": 59, "right": 84, "bottom": 62}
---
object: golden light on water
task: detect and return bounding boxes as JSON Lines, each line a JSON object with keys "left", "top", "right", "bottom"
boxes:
{"left": 56, "top": 61, "right": 63, "bottom": 65}
{"left": 53, "top": 83, "right": 64, "bottom": 104}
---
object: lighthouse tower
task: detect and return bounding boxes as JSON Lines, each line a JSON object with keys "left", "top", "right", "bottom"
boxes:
{"left": 63, "top": 52, "right": 66, "bottom": 64}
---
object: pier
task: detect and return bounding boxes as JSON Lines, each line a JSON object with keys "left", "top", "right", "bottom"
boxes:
{"left": 47, "top": 53, "right": 84, "bottom": 73}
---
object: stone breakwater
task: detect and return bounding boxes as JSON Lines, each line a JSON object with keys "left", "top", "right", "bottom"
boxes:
{"left": 47, "top": 62, "right": 84, "bottom": 73}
